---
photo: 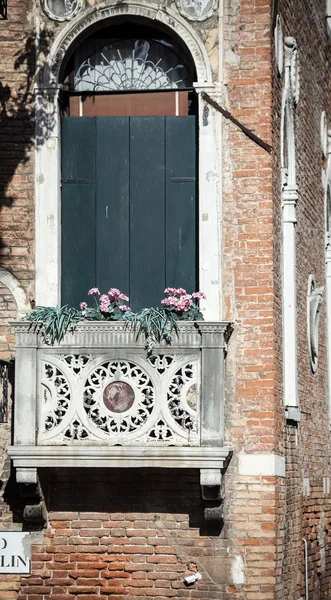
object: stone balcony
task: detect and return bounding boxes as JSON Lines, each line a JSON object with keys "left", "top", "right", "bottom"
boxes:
{"left": 8, "top": 321, "right": 233, "bottom": 520}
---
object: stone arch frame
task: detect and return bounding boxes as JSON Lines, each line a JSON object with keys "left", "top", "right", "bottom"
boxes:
{"left": 35, "top": 1, "right": 222, "bottom": 320}
{"left": 42, "top": 2, "right": 213, "bottom": 86}
{"left": 0, "top": 268, "right": 31, "bottom": 318}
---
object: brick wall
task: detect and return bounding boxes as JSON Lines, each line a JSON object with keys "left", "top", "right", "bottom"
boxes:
{"left": 271, "top": 0, "right": 331, "bottom": 598}
{"left": 222, "top": 0, "right": 283, "bottom": 596}
{"left": 17, "top": 469, "right": 246, "bottom": 600}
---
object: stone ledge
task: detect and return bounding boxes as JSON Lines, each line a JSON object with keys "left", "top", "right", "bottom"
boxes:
{"left": 8, "top": 445, "right": 234, "bottom": 469}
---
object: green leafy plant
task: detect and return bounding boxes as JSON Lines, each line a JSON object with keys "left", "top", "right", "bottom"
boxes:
{"left": 126, "top": 306, "right": 179, "bottom": 357}
{"left": 27, "top": 305, "right": 81, "bottom": 345}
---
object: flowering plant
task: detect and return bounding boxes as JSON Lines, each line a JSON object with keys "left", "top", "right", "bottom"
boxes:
{"left": 27, "top": 286, "right": 206, "bottom": 356}
{"left": 78, "top": 286, "right": 205, "bottom": 355}
{"left": 80, "top": 287, "right": 132, "bottom": 321}
{"left": 161, "top": 287, "right": 205, "bottom": 321}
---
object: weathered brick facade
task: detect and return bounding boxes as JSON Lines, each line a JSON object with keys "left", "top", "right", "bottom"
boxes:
{"left": 0, "top": 0, "right": 331, "bottom": 598}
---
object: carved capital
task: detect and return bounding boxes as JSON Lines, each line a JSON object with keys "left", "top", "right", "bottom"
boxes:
{"left": 284, "top": 37, "right": 299, "bottom": 104}
{"left": 35, "top": 83, "right": 62, "bottom": 103}
{"left": 194, "top": 82, "right": 217, "bottom": 95}
{"left": 282, "top": 184, "right": 298, "bottom": 223}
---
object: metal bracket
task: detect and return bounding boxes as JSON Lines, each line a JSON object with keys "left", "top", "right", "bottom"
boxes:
{"left": 201, "top": 92, "right": 272, "bottom": 154}
{"left": 285, "top": 406, "right": 301, "bottom": 423}
{"left": 61, "top": 179, "right": 89, "bottom": 185}
{"left": 170, "top": 177, "right": 196, "bottom": 183}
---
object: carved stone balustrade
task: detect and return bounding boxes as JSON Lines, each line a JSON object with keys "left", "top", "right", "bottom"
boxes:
{"left": 8, "top": 321, "right": 233, "bottom": 520}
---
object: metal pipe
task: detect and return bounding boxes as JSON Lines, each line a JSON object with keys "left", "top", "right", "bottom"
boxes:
{"left": 302, "top": 537, "right": 308, "bottom": 600}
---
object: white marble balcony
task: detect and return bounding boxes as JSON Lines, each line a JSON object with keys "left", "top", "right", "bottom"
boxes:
{"left": 8, "top": 321, "right": 233, "bottom": 495}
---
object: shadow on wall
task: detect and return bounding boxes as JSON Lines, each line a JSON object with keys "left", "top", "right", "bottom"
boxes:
{"left": 0, "top": 29, "right": 55, "bottom": 260}
{"left": 2, "top": 467, "right": 223, "bottom": 536}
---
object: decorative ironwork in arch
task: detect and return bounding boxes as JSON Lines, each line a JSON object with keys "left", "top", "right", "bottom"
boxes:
{"left": 74, "top": 38, "right": 194, "bottom": 93}
{"left": 0, "top": 0, "right": 7, "bottom": 19}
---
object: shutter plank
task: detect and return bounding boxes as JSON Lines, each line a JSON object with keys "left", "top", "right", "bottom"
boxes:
{"left": 165, "top": 116, "right": 197, "bottom": 292}
{"left": 96, "top": 118, "right": 130, "bottom": 296}
{"left": 61, "top": 117, "right": 96, "bottom": 308}
{"left": 130, "top": 117, "right": 166, "bottom": 310}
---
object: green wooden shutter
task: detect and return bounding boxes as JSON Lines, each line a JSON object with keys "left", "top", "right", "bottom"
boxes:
{"left": 61, "top": 115, "right": 197, "bottom": 311}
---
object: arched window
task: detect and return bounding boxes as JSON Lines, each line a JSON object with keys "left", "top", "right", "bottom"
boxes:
{"left": 61, "top": 22, "right": 198, "bottom": 310}
{"left": 35, "top": 4, "right": 221, "bottom": 319}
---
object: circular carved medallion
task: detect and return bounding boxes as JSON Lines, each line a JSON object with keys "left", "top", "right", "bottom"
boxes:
{"left": 83, "top": 360, "right": 155, "bottom": 436}
{"left": 103, "top": 381, "right": 135, "bottom": 414}
{"left": 175, "top": 0, "right": 218, "bottom": 21}
{"left": 41, "top": 0, "right": 84, "bottom": 22}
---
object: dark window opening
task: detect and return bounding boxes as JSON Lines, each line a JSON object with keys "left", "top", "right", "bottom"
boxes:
{"left": 0, "top": 0, "right": 7, "bottom": 20}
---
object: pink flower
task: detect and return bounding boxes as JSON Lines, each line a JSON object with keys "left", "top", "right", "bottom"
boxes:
{"left": 192, "top": 291, "right": 207, "bottom": 300}
{"left": 174, "top": 288, "right": 187, "bottom": 296}
{"left": 82, "top": 310, "right": 87, "bottom": 317}
{"left": 80, "top": 302, "right": 87, "bottom": 310}
{"left": 119, "top": 293, "right": 129, "bottom": 301}
{"left": 100, "top": 295, "right": 110, "bottom": 312}
{"left": 164, "top": 287, "right": 176, "bottom": 295}
{"left": 119, "top": 305, "right": 131, "bottom": 311}
{"left": 108, "top": 288, "right": 120, "bottom": 300}
{"left": 88, "top": 288, "right": 100, "bottom": 295}
{"left": 178, "top": 295, "right": 193, "bottom": 312}
{"left": 161, "top": 297, "right": 179, "bottom": 308}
